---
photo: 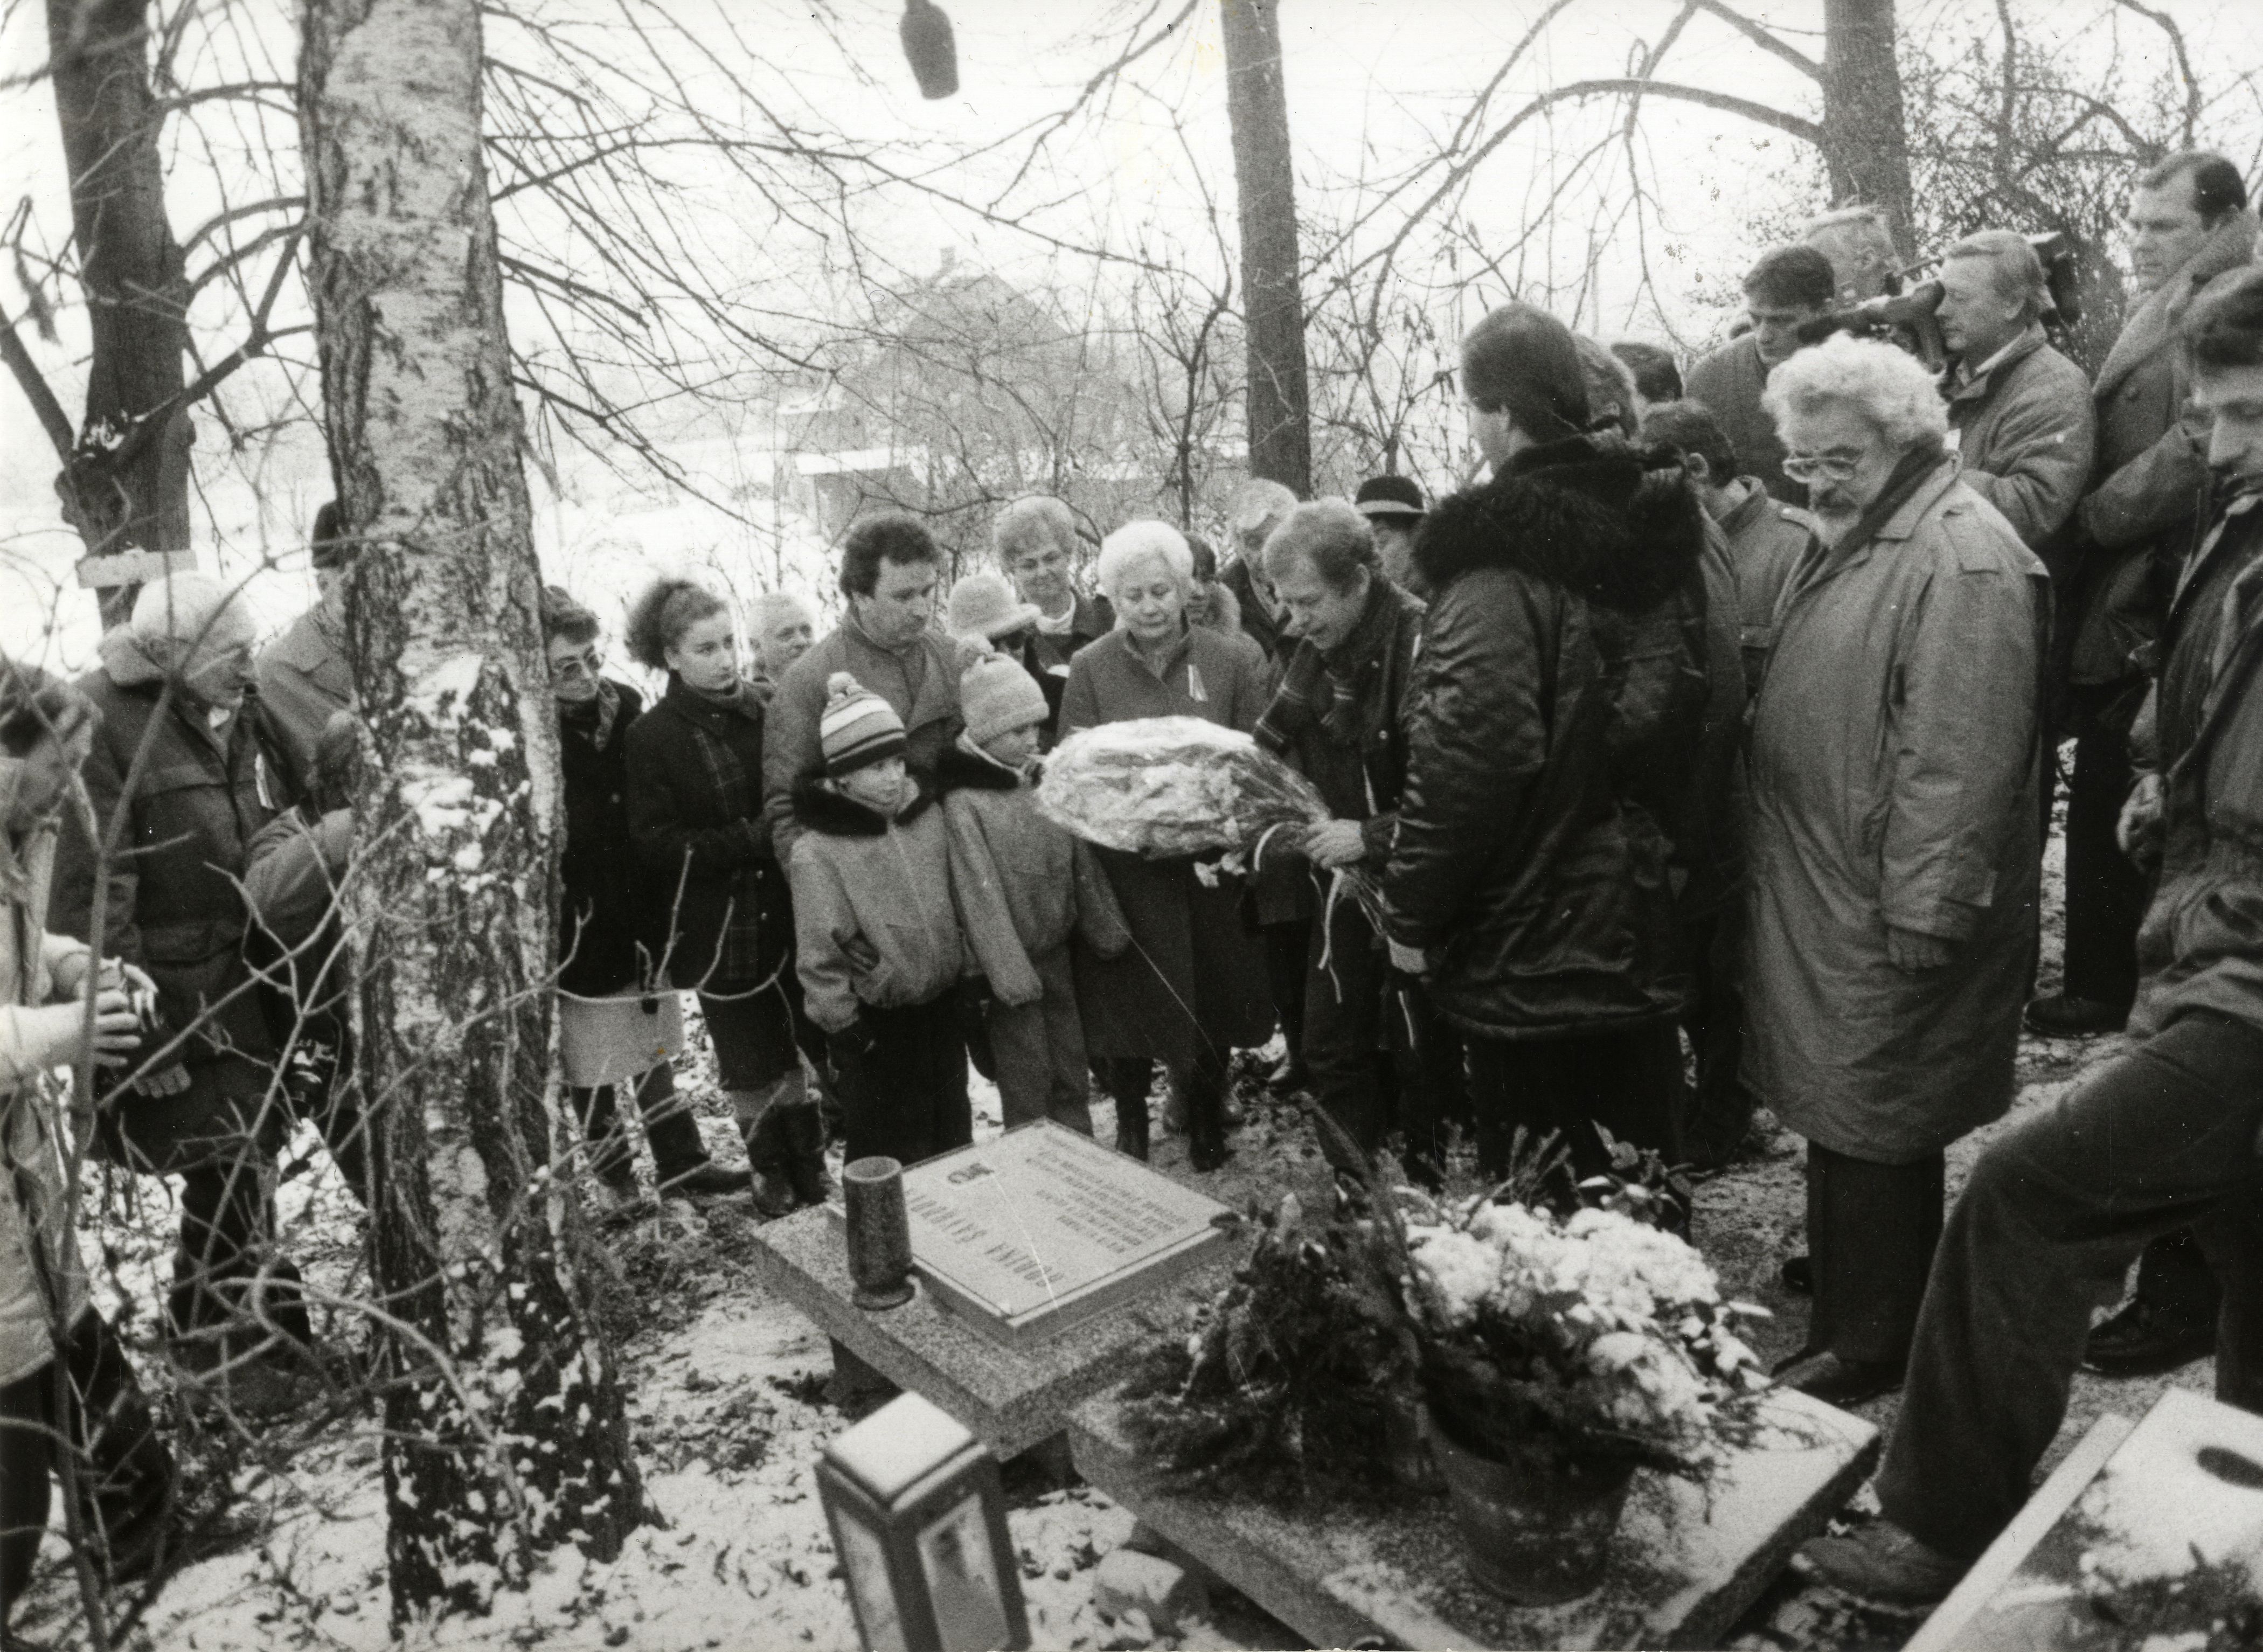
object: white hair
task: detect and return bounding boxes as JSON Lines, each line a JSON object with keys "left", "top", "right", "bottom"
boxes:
{"left": 751, "top": 588, "right": 815, "bottom": 628}
{"left": 1096, "top": 521, "right": 1196, "bottom": 603}
{"left": 992, "top": 495, "right": 1078, "bottom": 565}
{"left": 1228, "top": 477, "right": 1299, "bottom": 537}
{"left": 1762, "top": 332, "right": 1950, "bottom": 452}
{"left": 129, "top": 571, "right": 254, "bottom": 650}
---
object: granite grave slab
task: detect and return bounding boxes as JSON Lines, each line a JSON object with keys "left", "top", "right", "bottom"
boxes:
{"left": 1910, "top": 1389, "right": 2263, "bottom": 1652}
{"left": 745, "top": 1126, "right": 1241, "bottom": 1457}
{"left": 1069, "top": 1382, "right": 1879, "bottom": 1651}
{"left": 833, "top": 1121, "right": 1234, "bottom": 1349}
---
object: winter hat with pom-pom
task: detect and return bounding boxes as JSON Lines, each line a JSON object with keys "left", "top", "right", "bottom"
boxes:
{"left": 960, "top": 651, "right": 1049, "bottom": 748}
{"left": 818, "top": 672, "right": 906, "bottom": 776}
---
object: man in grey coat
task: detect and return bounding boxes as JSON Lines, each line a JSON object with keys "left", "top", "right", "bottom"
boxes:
{"left": 256, "top": 501, "right": 356, "bottom": 799}
{"left": 1744, "top": 335, "right": 2046, "bottom": 1407}
{"left": 1936, "top": 231, "right": 2097, "bottom": 554}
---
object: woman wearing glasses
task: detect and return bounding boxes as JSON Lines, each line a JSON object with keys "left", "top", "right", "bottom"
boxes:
{"left": 1744, "top": 333, "right": 2046, "bottom": 1408}
{"left": 544, "top": 587, "right": 749, "bottom": 1209}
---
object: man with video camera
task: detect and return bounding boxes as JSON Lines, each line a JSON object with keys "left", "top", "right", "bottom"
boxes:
{"left": 1935, "top": 230, "right": 2096, "bottom": 554}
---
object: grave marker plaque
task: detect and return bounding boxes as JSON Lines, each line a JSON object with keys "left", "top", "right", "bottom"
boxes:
{"left": 833, "top": 1121, "right": 1232, "bottom": 1350}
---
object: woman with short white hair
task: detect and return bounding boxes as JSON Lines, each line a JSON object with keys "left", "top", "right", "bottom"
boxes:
{"left": 1744, "top": 330, "right": 2049, "bottom": 1405}
{"left": 1059, "top": 521, "right": 1275, "bottom": 1168}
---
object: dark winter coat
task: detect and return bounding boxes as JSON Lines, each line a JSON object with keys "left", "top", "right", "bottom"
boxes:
{"left": 1015, "top": 591, "right": 1114, "bottom": 741}
{"left": 624, "top": 676, "right": 788, "bottom": 995}
{"left": 1943, "top": 323, "right": 2096, "bottom": 556}
{"left": 52, "top": 630, "right": 286, "bottom": 1068}
{"left": 1253, "top": 576, "right": 1426, "bottom": 866}
{"left": 558, "top": 681, "right": 649, "bottom": 996}
{"left": 51, "top": 629, "right": 290, "bottom": 1167}
{"left": 2072, "top": 210, "right": 2258, "bottom": 688}
{"left": 2131, "top": 487, "right": 2263, "bottom": 1044}
{"left": 1220, "top": 557, "right": 1288, "bottom": 661}
{"left": 1382, "top": 434, "right": 1710, "bottom": 1041}
{"left": 1677, "top": 522, "right": 1750, "bottom": 926}
{"left": 1059, "top": 624, "right": 1278, "bottom": 1066}
{"left": 1744, "top": 459, "right": 2046, "bottom": 1162}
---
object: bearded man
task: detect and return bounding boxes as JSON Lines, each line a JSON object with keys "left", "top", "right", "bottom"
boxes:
{"left": 1743, "top": 334, "right": 2047, "bottom": 1406}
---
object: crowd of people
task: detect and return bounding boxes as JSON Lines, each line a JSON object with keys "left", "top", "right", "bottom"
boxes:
{"left": 5, "top": 143, "right": 2263, "bottom": 1627}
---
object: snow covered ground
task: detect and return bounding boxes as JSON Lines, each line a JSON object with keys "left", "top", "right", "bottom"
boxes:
{"left": 6, "top": 827, "right": 2214, "bottom": 1652}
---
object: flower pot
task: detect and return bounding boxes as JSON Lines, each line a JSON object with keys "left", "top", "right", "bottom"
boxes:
{"left": 1423, "top": 1406, "right": 1636, "bottom": 1606}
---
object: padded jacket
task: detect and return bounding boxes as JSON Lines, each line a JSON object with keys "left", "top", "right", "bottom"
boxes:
{"left": 1382, "top": 434, "right": 1710, "bottom": 1040}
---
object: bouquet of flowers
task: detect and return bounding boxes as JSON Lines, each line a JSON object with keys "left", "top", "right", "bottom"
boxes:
{"left": 1123, "top": 1128, "right": 1767, "bottom": 1501}
{"left": 1035, "top": 716, "right": 1329, "bottom": 861}
{"left": 1401, "top": 1156, "right": 1768, "bottom": 1471}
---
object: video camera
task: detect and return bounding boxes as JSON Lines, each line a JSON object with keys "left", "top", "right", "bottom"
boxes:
{"left": 1794, "top": 231, "right": 2083, "bottom": 367}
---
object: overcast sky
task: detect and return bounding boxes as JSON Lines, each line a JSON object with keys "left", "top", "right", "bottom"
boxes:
{"left": 2, "top": 0, "right": 2255, "bottom": 658}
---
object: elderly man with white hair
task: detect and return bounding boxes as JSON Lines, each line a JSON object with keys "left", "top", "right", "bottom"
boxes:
{"left": 747, "top": 588, "right": 818, "bottom": 693}
{"left": 1220, "top": 477, "right": 1299, "bottom": 660}
{"left": 1058, "top": 521, "right": 1275, "bottom": 1169}
{"left": 1743, "top": 333, "right": 2048, "bottom": 1406}
{"left": 51, "top": 571, "right": 317, "bottom": 1414}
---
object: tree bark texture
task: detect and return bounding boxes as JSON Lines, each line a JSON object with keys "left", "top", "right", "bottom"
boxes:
{"left": 299, "top": 0, "right": 642, "bottom": 1623}
{"left": 1821, "top": 0, "right": 1917, "bottom": 257}
{"left": 46, "top": 0, "right": 194, "bottom": 621}
{"left": 1220, "top": 0, "right": 1312, "bottom": 498}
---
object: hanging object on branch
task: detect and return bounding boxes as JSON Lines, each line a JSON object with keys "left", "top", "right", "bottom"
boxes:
{"left": 900, "top": 0, "right": 960, "bottom": 99}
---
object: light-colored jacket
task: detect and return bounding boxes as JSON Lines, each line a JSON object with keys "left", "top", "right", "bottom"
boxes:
{"left": 787, "top": 780, "right": 969, "bottom": 1035}
{"left": 1, "top": 794, "right": 93, "bottom": 1385}
{"left": 1743, "top": 460, "right": 2046, "bottom": 1162}
{"left": 935, "top": 742, "right": 1129, "bottom": 1007}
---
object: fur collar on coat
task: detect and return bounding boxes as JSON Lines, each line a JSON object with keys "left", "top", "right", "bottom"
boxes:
{"left": 788, "top": 774, "right": 938, "bottom": 837}
{"left": 1414, "top": 433, "right": 1707, "bottom": 614}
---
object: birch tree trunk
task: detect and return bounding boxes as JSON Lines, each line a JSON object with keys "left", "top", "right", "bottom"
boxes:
{"left": 298, "top": 0, "right": 643, "bottom": 1623}
{"left": 1220, "top": 0, "right": 1312, "bottom": 498}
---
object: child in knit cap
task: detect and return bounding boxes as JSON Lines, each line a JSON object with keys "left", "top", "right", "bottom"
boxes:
{"left": 939, "top": 653, "right": 1130, "bottom": 1135}
{"left": 789, "top": 672, "right": 985, "bottom": 1165}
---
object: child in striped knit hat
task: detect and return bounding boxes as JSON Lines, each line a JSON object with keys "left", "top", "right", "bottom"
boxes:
{"left": 788, "top": 672, "right": 999, "bottom": 1165}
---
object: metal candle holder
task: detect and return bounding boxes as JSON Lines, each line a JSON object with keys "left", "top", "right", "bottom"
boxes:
{"left": 845, "top": 1155, "right": 917, "bottom": 1309}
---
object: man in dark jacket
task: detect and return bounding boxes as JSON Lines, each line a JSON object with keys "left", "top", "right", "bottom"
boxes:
{"left": 1937, "top": 231, "right": 2098, "bottom": 554}
{"left": 1686, "top": 245, "right": 1838, "bottom": 502}
{"left": 1383, "top": 303, "right": 1705, "bottom": 1183}
{"left": 1803, "top": 264, "right": 2263, "bottom": 1611}
{"left": 2036, "top": 151, "right": 2258, "bottom": 1042}
{"left": 1640, "top": 401, "right": 1779, "bottom": 1168}
{"left": 52, "top": 573, "right": 315, "bottom": 1412}
{"left": 1255, "top": 501, "right": 1458, "bottom": 1175}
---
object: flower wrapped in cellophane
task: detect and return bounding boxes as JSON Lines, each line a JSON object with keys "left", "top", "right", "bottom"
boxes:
{"left": 1035, "top": 716, "right": 1329, "bottom": 861}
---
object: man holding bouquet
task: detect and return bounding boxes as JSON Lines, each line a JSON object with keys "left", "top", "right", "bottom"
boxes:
{"left": 1255, "top": 501, "right": 1458, "bottom": 1178}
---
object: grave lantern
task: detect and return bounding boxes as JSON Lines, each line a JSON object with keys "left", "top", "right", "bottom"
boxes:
{"left": 818, "top": 1391, "right": 1029, "bottom": 1652}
